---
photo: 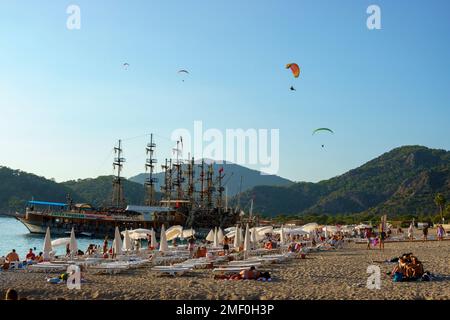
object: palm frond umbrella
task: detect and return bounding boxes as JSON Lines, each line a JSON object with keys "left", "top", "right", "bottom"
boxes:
{"left": 43, "top": 227, "right": 52, "bottom": 261}
{"left": 69, "top": 227, "right": 78, "bottom": 257}
{"left": 159, "top": 225, "right": 169, "bottom": 252}
{"left": 113, "top": 226, "right": 123, "bottom": 256}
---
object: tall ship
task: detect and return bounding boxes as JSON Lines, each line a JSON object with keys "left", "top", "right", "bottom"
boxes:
{"left": 16, "top": 135, "right": 245, "bottom": 238}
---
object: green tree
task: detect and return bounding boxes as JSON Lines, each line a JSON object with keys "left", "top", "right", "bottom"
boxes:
{"left": 434, "top": 193, "right": 446, "bottom": 223}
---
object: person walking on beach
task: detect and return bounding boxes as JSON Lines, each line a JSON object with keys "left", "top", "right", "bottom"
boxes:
{"left": 102, "top": 237, "right": 109, "bottom": 254}
{"left": 223, "top": 236, "right": 230, "bottom": 255}
{"left": 437, "top": 225, "right": 444, "bottom": 241}
{"left": 188, "top": 237, "right": 195, "bottom": 257}
{"left": 379, "top": 225, "right": 386, "bottom": 251}
{"left": 365, "top": 229, "right": 371, "bottom": 250}
{"left": 422, "top": 225, "right": 429, "bottom": 242}
{"left": 408, "top": 223, "right": 414, "bottom": 241}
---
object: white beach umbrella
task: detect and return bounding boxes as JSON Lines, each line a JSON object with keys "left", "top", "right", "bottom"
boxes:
{"left": 251, "top": 227, "right": 257, "bottom": 249}
{"left": 226, "top": 230, "right": 236, "bottom": 239}
{"left": 239, "top": 226, "right": 245, "bottom": 246}
{"left": 51, "top": 238, "right": 71, "bottom": 248}
{"left": 213, "top": 227, "right": 219, "bottom": 247}
{"left": 255, "top": 226, "right": 273, "bottom": 240}
{"left": 129, "top": 228, "right": 152, "bottom": 235}
{"left": 123, "top": 229, "right": 133, "bottom": 251}
{"left": 159, "top": 225, "right": 169, "bottom": 252}
{"left": 43, "top": 227, "right": 52, "bottom": 261}
{"left": 113, "top": 226, "right": 123, "bottom": 255}
{"left": 206, "top": 229, "right": 215, "bottom": 242}
{"left": 224, "top": 226, "right": 236, "bottom": 233}
{"left": 280, "top": 224, "right": 286, "bottom": 245}
{"left": 69, "top": 227, "right": 78, "bottom": 256}
{"left": 150, "top": 228, "right": 157, "bottom": 249}
{"left": 217, "top": 228, "right": 224, "bottom": 243}
{"left": 166, "top": 225, "right": 183, "bottom": 241}
{"left": 284, "top": 228, "right": 309, "bottom": 236}
{"left": 243, "top": 224, "right": 251, "bottom": 252}
{"left": 301, "top": 223, "right": 319, "bottom": 233}
{"left": 182, "top": 228, "right": 195, "bottom": 238}
{"left": 233, "top": 226, "right": 240, "bottom": 248}
{"left": 129, "top": 232, "right": 148, "bottom": 240}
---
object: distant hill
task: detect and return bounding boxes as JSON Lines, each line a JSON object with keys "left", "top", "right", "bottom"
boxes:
{"left": 129, "top": 160, "right": 294, "bottom": 196}
{"left": 62, "top": 176, "right": 161, "bottom": 207}
{"left": 237, "top": 146, "right": 450, "bottom": 217}
{"left": 0, "top": 168, "right": 159, "bottom": 213}
{"left": 2, "top": 146, "right": 449, "bottom": 220}
{"left": 0, "top": 166, "right": 83, "bottom": 213}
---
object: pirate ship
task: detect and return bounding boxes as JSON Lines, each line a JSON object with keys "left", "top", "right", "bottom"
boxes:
{"left": 17, "top": 135, "right": 247, "bottom": 238}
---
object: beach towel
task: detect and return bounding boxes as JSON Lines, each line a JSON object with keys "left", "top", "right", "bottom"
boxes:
{"left": 393, "top": 272, "right": 403, "bottom": 282}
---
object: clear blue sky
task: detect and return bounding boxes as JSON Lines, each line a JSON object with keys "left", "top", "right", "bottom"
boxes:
{"left": 0, "top": 0, "right": 449, "bottom": 183}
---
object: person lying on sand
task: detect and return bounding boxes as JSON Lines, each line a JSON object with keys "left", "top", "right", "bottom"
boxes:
{"left": 240, "top": 266, "right": 260, "bottom": 280}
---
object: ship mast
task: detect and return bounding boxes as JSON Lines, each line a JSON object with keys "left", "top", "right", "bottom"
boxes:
{"left": 161, "top": 158, "right": 172, "bottom": 207}
{"left": 206, "top": 163, "right": 214, "bottom": 210}
{"left": 199, "top": 159, "right": 205, "bottom": 208}
{"left": 145, "top": 134, "right": 158, "bottom": 206}
{"left": 172, "top": 140, "right": 184, "bottom": 200}
{"left": 216, "top": 166, "right": 225, "bottom": 211}
{"left": 112, "top": 139, "right": 126, "bottom": 208}
{"left": 185, "top": 156, "right": 195, "bottom": 208}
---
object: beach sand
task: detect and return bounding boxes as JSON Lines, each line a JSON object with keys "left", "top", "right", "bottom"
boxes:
{"left": 1, "top": 240, "right": 449, "bottom": 300}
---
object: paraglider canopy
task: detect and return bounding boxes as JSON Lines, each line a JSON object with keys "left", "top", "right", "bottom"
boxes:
{"left": 178, "top": 69, "right": 189, "bottom": 74}
{"left": 313, "top": 128, "right": 334, "bottom": 135}
{"left": 123, "top": 63, "right": 130, "bottom": 70}
{"left": 286, "top": 63, "right": 300, "bottom": 78}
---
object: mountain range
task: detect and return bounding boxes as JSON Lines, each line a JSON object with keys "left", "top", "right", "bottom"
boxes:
{"left": 1, "top": 146, "right": 449, "bottom": 219}
{"left": 236, "top": 146, "right": 450, "bottom": 217}
{"left": 129, "top": 160, "right": 293, "bottom": 196}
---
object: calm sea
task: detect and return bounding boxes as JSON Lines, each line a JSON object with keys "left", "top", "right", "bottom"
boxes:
{"left": 0, "top": 215, "right": 104, "bottom": 259}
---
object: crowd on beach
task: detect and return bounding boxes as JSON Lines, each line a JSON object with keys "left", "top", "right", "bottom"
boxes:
{"left": 1, "top": 248, "right": 45, "bottom": 270}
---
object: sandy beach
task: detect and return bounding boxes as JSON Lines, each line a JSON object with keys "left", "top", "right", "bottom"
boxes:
{"left": 1, "top": 239, "right": 448, "bottom": 301}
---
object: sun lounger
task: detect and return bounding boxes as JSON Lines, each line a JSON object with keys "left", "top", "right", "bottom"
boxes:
{"left": 88, "top": 262, "right": 130, "bottom": 274}
{"left": 150, "top": 266, "right": 192, "bottom": 276}
{"left": 227, "top": 261, "right": 262, "bottom": 267}
{"left": 28, "top": 262, "right": 68, "bottom": 273}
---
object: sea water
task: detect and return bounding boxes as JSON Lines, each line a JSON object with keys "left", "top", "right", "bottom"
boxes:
{"left": 0, "top": 215, "right": 104, "bottom": 258}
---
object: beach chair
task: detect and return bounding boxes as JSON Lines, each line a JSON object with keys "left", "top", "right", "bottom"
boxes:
{"left": 88, "top": 262, "right": 130, "bottom": 274}
{"left": 8, "top": 261, "right": 25, "bottom": 271}
{"left": 150, "top": 265, "right": 192, "bottom": 276}
{"left": 28, "top": 262, "right": 68, "bottom": 273}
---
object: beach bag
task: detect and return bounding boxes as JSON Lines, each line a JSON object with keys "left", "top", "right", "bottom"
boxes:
{"left": 393, "top": 272, "right": 403, "bottom": 282}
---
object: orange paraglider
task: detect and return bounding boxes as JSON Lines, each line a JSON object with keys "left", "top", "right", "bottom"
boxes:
{"left": 286, "top": 63, "right": 300, "bottom": 78}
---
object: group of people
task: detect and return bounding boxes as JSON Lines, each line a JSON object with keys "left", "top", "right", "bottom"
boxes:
{"left": 1, "top": 248, "right": 44, "bottom": 270}
{"left": 390, "top": 253, "right": 426, "bottom": 282}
